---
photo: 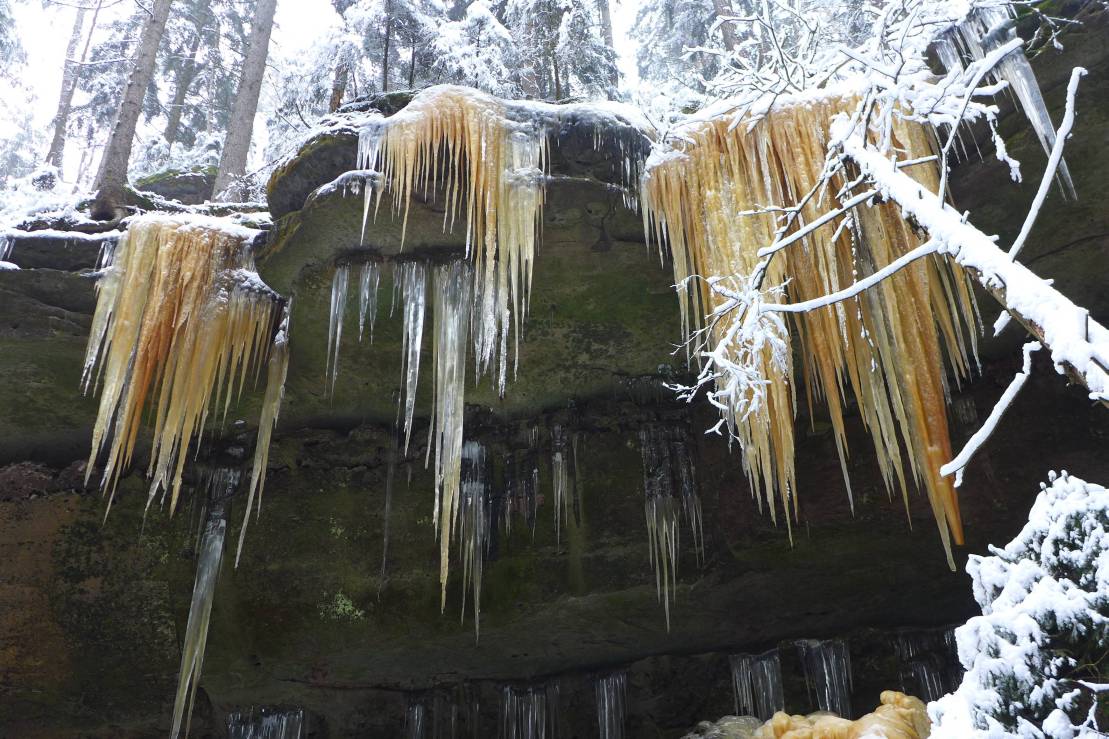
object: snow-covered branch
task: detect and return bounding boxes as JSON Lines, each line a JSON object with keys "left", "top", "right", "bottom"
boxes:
{"left": 836, "top": 124, "right": 1109, "bottom": 406}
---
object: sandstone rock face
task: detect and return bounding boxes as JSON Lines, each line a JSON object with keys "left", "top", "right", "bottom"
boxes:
{"left": 2, "top": 16, "right": 1109, "bottom": 736}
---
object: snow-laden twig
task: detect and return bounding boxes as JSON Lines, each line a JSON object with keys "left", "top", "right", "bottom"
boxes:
{"left": 942, "top": 340, "right": 1041, "bottom": 487}
{"left": 836, "top": 127, "right": 1109, "bottom": 405}
{"left": 1007, "top": 67, "right": 1087, "bottom": 262}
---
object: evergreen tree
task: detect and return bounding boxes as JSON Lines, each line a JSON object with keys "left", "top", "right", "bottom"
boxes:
{"left": 632, "top": 0, "right": 720, "bottom": 103}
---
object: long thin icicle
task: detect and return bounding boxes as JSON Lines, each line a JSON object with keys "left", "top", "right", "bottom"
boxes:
{"left": 396, "top": 261, "right": 428, "bottom": 453}
{"left": 326, "top": 264, "right": 350, "bottom": 395}
{"left": 171, "top": 469, "right": 235, "bottom": 739}
{"left": 358, "top": 261, "right": 381, "bottom": 342}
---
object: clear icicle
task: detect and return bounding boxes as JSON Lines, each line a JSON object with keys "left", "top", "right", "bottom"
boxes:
{"left": 326, "top": 264, "right": 350, "bottom": 395}
{"left": 891, "top": 629, "right": 964, "bottom": 702}
{"left": 595, "top": 671, "right": 627, "bottom": 739}
{"left": 405, "top": 700, "right": 427, "bottom": 739}
{"left": 501, "top": 681, "right": 561, "bottom": 739}
{"left": 358, "top": 261, "right": 381, "bottom": 342}
{"left": 396, "top": 261, "right": 428, "bottom": 453}
{"left": 0, "top": 234, "right": 12, "bottom": 261}
{"left": 938, "top": 6, "right": 1075, "bottom": 198}
{"left": 730, "top": 650, "right": 785, "bottom": 720}
{"left": 458, "top": 440, "right": 489, "bottom": 638}
{"left": 380, "top": 431, "right": 398, "bottom": 591}
{"left": 797, "top": 638, "right": 853, "bottom": 717}
{"left": 428, "top": 260, "right": 473, "bottom": 610}
{"left": 227, "top": 707, "right": 305, "bottom": 738}
{"left": 171, "top": 469, "right": 236, "bottom": 739}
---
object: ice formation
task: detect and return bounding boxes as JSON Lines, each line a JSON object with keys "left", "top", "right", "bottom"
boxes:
{"left": 457, "top": 439, "right": 489, "bottom": 636}
{"left": 641, "top": 98, "right": 977, "bottom": 566}
{"left": 226, "top": 706, "right": 305, "bottom": 738}
{"left": 500, "top": 682, "right": 561, "bottom": 739}
{"left": 596, "top": 671, "right": 627, "bottom": 739}
{"left": 797, "top": 638, "right": 853, "bottom": 717}
{"left": 396, "top": 260, "right": 429, "bottom": 452}
{"left": 358, "top": 260, "right": 381, "bottom": 342}
{"left": 171, "top": 468, "right": 236, "bottom": 739}
{"left": 638, "top": 424, "right": 705, "bottom": 626}
{"left": 730, "top": 649, "right": 785, "bottom": 721}
{"left": 748, "top": 691, "right": 930, "bottom": 739}
{"left": 357, "top": 86, "right": 547, "bottom": 395}
{"left": 80, "top": 215, "right": 288, "bottom": 519}
{"left": 935, "top": 5, "right": 1075, "bottom": 198}
{"left": 891, "top": 629, "right": 962, "bottom": 703}
{"left": 325, "top": 263, "right": 350, "bottom": 395}
{"left": 550, "top": 424, "right": 578, "bottom": 547}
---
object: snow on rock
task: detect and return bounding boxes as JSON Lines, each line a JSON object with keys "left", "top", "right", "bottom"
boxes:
{"left": 929, "top": 472, "right": 1109, "bottom": 737}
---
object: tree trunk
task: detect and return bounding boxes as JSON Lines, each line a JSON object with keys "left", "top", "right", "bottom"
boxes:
{"left": 212, "top": 0, "right": 278, "bottom": 202}
{"left": 329, "top": 61, "right": 349, "bottom": 112}
{"left": 711, "top": 0, "right": 739, "bottom": 51}
{"left": 407, "top": 44, "right": 416, "bottom": 89}
{"left": 91, "top": 0, "right": 173, "bottom": 219}
{"left": 164, "top": 22, "right": 205, "bottom": 146}
{"left": 596, "top": 0, "right": 618, "bottom": 93}
{"left": 381, "top": 2, "right": 393, "bottom": 93}
{"left": 46, "top": 5, "right": 90, "bottom": 169}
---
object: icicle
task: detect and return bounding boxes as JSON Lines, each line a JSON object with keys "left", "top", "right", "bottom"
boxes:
{"left": 641, "top": 97, "right": 977, "bottom": 567}
{"left": 730, "top": 650, "right": 785, "bottom": 720}
{"left": 595, "top": 671, "right": 627, "bottom": 739}
{"left": 458, "top": 440, "right": 489, "bottom": 638}
{"left": 359, "top": 87, "right": 547, "bottom": 395}
{"left": 405, "top": 700, "right": 427, "bottom": 739}
{"left": 797, "top": 638, "right": 853, "bottom": 717}
{"left": 500, "top": 682, "right": 560, "bottom": 739}
{"left": 171, "top": 468, "right": 237, "bottom": 739}
{"left": 326, "top": 264, "right": 350, "bottom": 396}
{"left": 638, "top": 424, "right": 705, "bottom": 626}
{"left": 396, "top": 261, "right": 429, "bottom": 453}
{"left": 428, "top": 260, "right": 473, "bottom": 610}
{"left": 938, "top": 6, "right": 1075, "bottom": 198}
{"left": 891, "top": 629, "right": 963, "bottom": 702}
{"left": 358, "top": 261, "right": 381, "bottom": 342}
{"left": 227, "top": 706, "right": 305, "bottom": 739}
{"left": 81, "top": 215, "right": 287, "bottom": 516}
{"left": 0, "top": 234, "right": 12, "bottom": 261}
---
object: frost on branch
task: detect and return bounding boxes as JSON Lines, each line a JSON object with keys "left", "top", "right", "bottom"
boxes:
{"left": 929, "top": 472, "right": 1109, "bottom": 738}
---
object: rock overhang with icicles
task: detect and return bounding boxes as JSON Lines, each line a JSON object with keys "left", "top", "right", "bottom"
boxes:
{"left": 255, "top": 85, "right": 676, "bottom": 428}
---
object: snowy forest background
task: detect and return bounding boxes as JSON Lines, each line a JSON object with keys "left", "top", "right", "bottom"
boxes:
{"left": 0, "top": 0, "right": 754, "bottom": 203}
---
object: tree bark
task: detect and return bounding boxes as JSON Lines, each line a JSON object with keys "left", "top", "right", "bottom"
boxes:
{"left": 381, "top": 0, "right": 393, "bottom": 93}
{"left": 596, "top": 0, "right": 618, "bottom": 93}
{"left": 164, "top": 20, "right": 205, "bottom": 146}
{"left": 407, "top": 44, "right": 416, "bottom": 89}
{"left": 711, "top": 0, "right": 739, "bottom": 51}
{"left": 212, "top": 0, "right": 278, "bottom": 202}
{"left": 46, "top": 4, "right": 90, "bottom": 169}
{"left": 329, "top": 61, "right": 349, "bottom": 112}
{"left": 91, "top": 0, "right": 173, "bottom": 219}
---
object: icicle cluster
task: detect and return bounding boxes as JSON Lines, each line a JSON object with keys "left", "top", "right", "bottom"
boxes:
{"left": 935, "top": 5, "right": 1075, "bottom": 198}
{"left": 891, "top": 629, "right": 963, "bottom": 703}
{"left": 642, "top": 98, "right": 978, "bottom": 567}
{"left": 730, "top": 649, "right": 785, "bottom": 721}
{"left": 81, "top": 215, "right": 287, "bottom": 518}
{"left": 595, "top": 671, "right": 628, "bottom": 739}
{"left": 797, "top": 638, "right": 853, "bottom": 717}
{"left": 500, "top": 682, "right": 561, "bottom": 739}
{"left": 550, "top": 424, "right": 579, "bottom": 547}
{"left": 358, "top": 86, "right": 547, "bottom": 396}
{"left": 503, "top": 431, "right": 541, "bottom": 537}
{"left": 226, "top": 707, "right": 305, "bottom": 739}
{"left": 395, "top": 260, "right": 429, "bottom": 451}
{"left": 638, "top": 424, "right": 704, "bottom": 627}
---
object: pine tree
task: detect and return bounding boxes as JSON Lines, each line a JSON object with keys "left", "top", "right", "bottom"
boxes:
{"left": 213, "top": 0, "right": 278, "bottom": 201}
{"left": 632, "top": 0, "right": 720, "bottom": 103}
